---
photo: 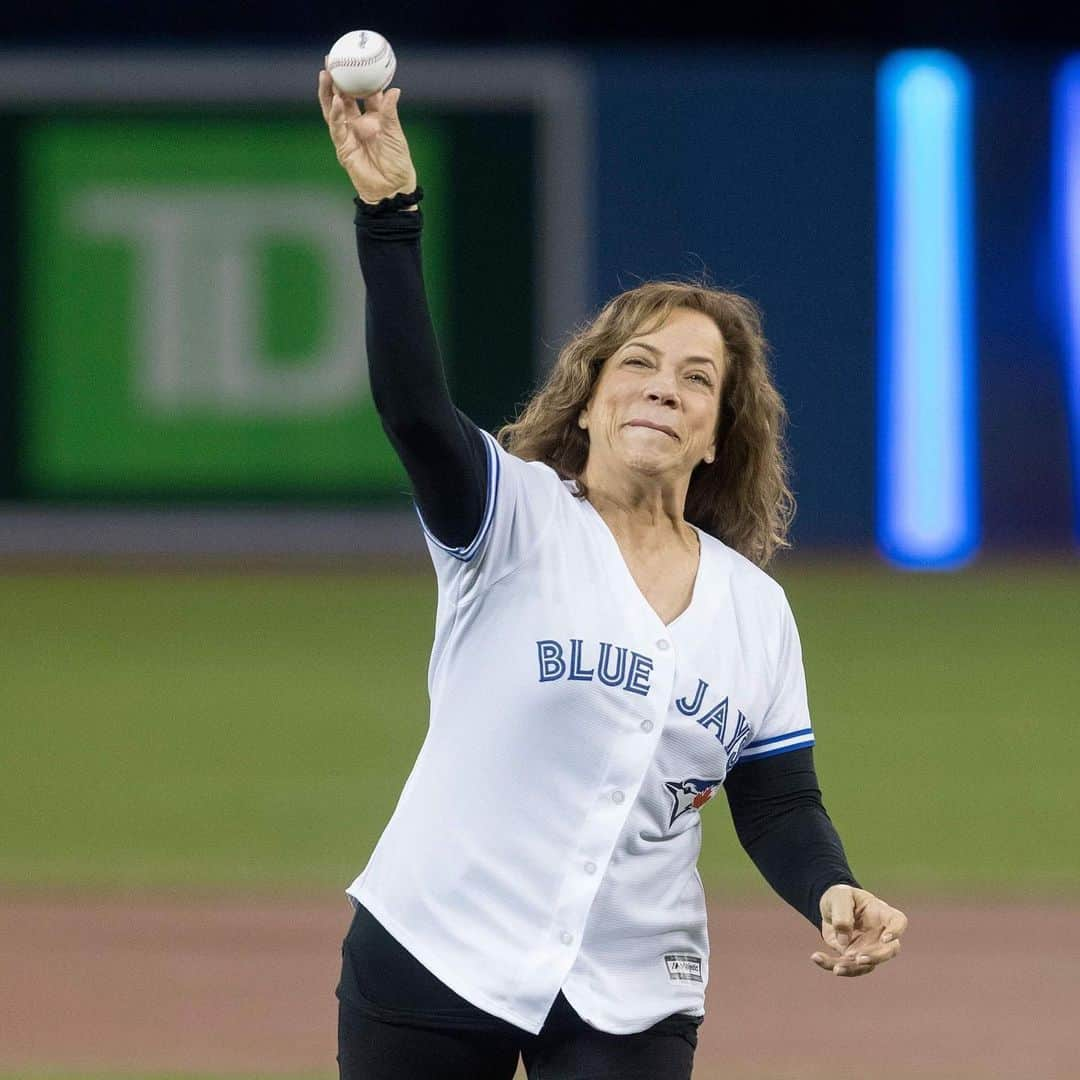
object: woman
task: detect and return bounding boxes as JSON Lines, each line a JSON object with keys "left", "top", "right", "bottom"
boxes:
{"left": 318, "top": 71, "right": 907, "bottom": 1080}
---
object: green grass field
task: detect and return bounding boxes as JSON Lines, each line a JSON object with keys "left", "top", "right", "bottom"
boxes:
{"left": 2, "top": 562, "right": 1078, "bottom": 897}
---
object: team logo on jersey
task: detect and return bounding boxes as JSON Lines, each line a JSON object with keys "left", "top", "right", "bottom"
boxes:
{"left": 663, "top": 777, "right": 724, "bottom": 827}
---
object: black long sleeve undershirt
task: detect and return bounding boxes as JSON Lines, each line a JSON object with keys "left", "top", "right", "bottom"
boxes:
{"left": 723, "top": 747, "right": 859, "bottom": 928}
{"left": 354, "top": 198, "right": 858, "bottom": 930}
{"left": 354, "top": 198, "right": 488, "bottom": 549}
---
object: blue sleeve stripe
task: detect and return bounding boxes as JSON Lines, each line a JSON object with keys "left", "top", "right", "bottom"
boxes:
{"left": 745, "top": 726, "right": 814, "bottom": 750}
{"left": 416, "top": 429, "right": 500, "bottom": 563}
{"left": 738, "top": 737, "right": 816, "bottom": 762}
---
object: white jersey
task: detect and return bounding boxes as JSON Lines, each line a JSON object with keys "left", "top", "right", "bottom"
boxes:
{"left": 347, "top": 429, "right": 815, "bottom": 1035}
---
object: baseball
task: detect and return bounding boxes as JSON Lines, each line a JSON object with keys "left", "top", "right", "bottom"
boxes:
{"left": 326, "top": 30, "right": 397, "bottom": 98}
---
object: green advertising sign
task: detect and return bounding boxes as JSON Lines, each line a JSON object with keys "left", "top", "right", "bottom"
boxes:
{"left": 22, "top": 116, "right": 449, "bottom": 495}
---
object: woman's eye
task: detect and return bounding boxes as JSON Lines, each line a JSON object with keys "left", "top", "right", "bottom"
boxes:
{"left": 688, "top": 372, "right": 712, "bottom": 386}
{"left": 624, "top": 356, "right": 649, "bottom": 366}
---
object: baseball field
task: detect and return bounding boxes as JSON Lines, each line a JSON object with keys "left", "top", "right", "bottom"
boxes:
{"left": 4, "top": 560, "right": 1079, "bottom": 1077}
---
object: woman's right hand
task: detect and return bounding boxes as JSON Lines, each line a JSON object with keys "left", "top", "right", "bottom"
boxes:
{"left": 318, "top": 68, "right": 418, "bottom": 205}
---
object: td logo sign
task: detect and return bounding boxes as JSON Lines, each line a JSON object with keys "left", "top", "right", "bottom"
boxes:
{"left": 73, "top": 189, "right": 368, "bottom": 417}
{"left": 23, "top": 118, "right": 448, "bottom": 494}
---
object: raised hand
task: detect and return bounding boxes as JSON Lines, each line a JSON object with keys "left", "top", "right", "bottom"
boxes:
{"left": 317, "top": 68, "right": 418, "bottom": 204}
{"left": 811, "top": 884, "right": 908, "bottom": 977}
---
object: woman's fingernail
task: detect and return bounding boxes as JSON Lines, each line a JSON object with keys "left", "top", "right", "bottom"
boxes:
{"left": 857, "top": 955, "right": 870, "bottom": 964}
{"left": 882, "top": 932, "right": 894, "bottom": 942}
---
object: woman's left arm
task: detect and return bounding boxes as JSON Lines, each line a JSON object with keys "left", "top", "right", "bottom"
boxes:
{"left": 723, "top": 747, "right": 908, "bottom": 977}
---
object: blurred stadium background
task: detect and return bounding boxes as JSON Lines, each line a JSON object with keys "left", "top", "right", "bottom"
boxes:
{"left": 2, "top": 3, "right": 1078, "bottom": 1078}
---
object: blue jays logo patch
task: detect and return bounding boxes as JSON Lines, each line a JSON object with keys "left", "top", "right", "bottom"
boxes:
{"left": 664, "top": 777, "right": 724, "bottom": 828}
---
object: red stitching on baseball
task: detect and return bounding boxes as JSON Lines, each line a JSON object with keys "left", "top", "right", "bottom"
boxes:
{"left": 328, "top": 47, "right": 391, "bottom": 70}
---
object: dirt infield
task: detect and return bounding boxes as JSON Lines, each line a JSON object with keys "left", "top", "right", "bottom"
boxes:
{"left": 2, "top": 893, "right": 1077, "bottom": 1078}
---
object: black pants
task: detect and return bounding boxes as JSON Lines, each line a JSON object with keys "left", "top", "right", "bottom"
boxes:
{"left": 336, "top": 904, "right": 701, "bottom": 1080}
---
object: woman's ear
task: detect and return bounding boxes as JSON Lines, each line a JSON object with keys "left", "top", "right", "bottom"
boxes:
{"left": 577, "top": 410, "right": 588, "bottom": 430}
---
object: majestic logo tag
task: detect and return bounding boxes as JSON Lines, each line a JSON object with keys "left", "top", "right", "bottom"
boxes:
{"left": 664, "top": 953, "right": 703, "bottom": 983}
{"left": 663, "top": 777, "right": 723, "bottom": 827}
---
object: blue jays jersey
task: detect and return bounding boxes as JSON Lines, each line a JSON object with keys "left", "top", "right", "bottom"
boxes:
{"left": 347, "top": 429, "right": 816, "bottom": 1035}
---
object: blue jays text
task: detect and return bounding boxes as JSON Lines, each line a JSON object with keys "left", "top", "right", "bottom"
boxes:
{"left": 536, "top": 638, "right": 751, "bottom": 757}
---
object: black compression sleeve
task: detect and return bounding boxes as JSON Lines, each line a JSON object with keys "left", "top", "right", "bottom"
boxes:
{"left": 354, "top": 199, "right": 488, "bottom": 549}
{"left": 723, "top": 747, "right": 859, "bottom": 930}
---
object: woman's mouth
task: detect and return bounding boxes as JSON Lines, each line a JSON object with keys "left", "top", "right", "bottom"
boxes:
{"left": 626, "top": 420, "right": 679, "bottom": 440}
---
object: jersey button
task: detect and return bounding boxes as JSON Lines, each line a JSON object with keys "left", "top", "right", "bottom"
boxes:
{"left": 656, "top": 639, "right": 671, "bottom": 651}
{"left": 584, "top": 861, "right": 597, "bottom": 874}
{"left": 611, "top": 790, "right": 625, "bottom": 805}
{"left": 560, "top": 931, "right": 574, "bottom": 945}
{"left": 640, "top": 719, "right": 654, "bottom": 733}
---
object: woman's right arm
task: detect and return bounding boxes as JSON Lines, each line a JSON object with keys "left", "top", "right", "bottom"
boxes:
{"left": 319, "top": 70, "right": 488, "bottom": 549}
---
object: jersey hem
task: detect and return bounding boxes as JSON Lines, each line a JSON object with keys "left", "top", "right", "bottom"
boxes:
{"left": 559, "top": 980, "right": 706, "bottom": 1035}
{"left": 414, "top": 428, "right": 500, "bottom": 562}
{"left": 739, "top": 735, "right": 816, "bottom": 762}
{"left": 346, "top": 884, "right": 550, "bottom": 1035}
{"left": 745, "top": 726, "right": 813, "bottom": 750}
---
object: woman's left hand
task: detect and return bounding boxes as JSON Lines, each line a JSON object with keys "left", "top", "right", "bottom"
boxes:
{"left": 811, "top": 884, "right": 907, "bottom": 977}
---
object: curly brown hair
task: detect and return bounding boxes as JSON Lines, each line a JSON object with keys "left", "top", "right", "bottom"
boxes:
{"left": 496, "top": 280, "right": 795, "bottom": 566}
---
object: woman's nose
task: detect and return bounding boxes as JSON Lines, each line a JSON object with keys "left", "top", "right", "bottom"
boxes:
{"left": 645, "top": 379, "right": 678, "bottom": 405}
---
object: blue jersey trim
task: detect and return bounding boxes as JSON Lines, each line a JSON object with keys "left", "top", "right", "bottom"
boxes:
{"left": 415, "top": 428, "right": 500, "bottom": 563}
{"left": 738, "top": 737, "right": 816, "bottom": 762}
{"left": 744, "top": 726, "right": 814, "bottom": 750}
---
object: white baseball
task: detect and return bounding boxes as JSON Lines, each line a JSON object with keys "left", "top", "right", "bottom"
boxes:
{"left": 326, "top": 30, "right": 397, "bottom": 98}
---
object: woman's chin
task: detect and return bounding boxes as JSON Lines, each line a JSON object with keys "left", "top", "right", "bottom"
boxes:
{"left": 616, "top": 449, "right": 680, "bottom": 477}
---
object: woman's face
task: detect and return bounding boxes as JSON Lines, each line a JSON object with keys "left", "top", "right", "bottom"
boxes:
{"left": 579, "top": 307, "right": 725, "bottom": 486}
